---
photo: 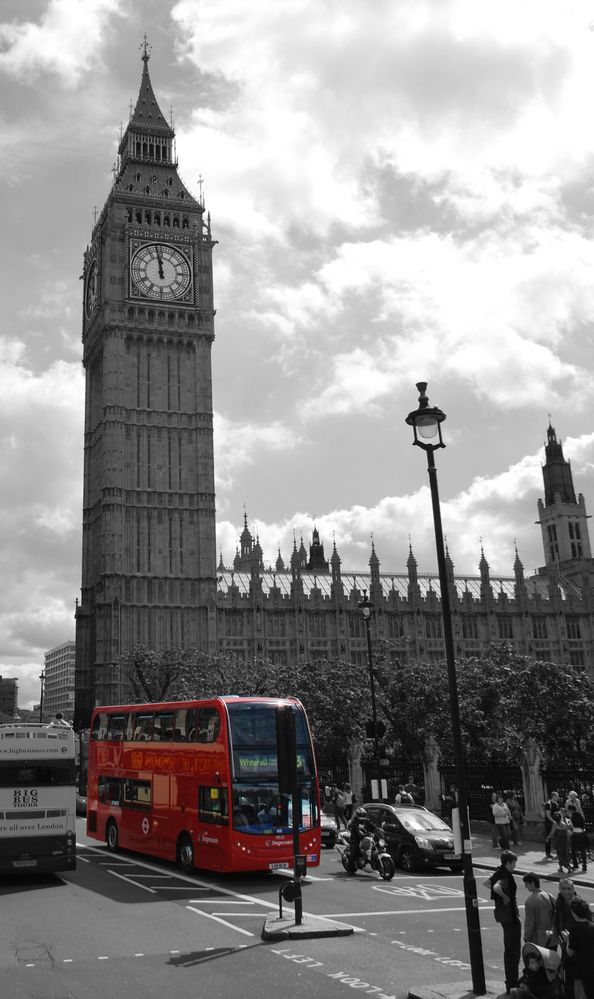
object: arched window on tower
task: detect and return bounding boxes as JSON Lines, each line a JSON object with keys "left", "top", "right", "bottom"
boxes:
{"left": 164, "top": 214, "right": 170, "bottom": 226}
{"left": 182, "top": 216, "right": 189, "bottom": 229}
{"left": 173, "top": 215, "right": 180, "bottom": 228}
{"left": 154, "top": 211, "right": 160, "bottom": 225}
{"left": 135, "top": 210, "right": 142, "bottom": 224}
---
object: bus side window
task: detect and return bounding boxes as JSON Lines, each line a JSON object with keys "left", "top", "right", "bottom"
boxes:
{"left": 123, "top": 779, "right": 151, "bottom": 809}
{"left": 91, "top": 712, "right": 108, "bottom": 741}
{"left": 132, "top": 713, "right": 154, "bottom": 741}
{"left": 107, "top": 714, "right": 127, "bottom": 741}
{"left": 154, "top": 711, "right": 174, "bottom": 742}
{"left": 98, "top": 776, "right": 122, "bottom": 804}
{"left": 174, "top": 707, "right": 196, "bottom": 741}
{"left": 197, "top": 708, "right": 220, "bottom": 743}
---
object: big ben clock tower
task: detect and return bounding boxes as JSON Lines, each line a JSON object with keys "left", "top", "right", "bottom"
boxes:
{"left": 75, "top": 45, "right": 217, "bottom": 726}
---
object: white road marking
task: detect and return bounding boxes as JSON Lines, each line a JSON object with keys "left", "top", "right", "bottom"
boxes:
{"left": 321, "top": 905, "right": 492, "bottom": 916}
{"left": 186, "top": 905, "right": 255, "bottom": 937}
{"left": 107, "top": 869, "right": 157, "bottom": 893}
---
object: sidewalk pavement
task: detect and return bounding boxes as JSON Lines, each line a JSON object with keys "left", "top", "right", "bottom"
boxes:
{"left": 470, "top": 824, "right": 593, "bottom": 888}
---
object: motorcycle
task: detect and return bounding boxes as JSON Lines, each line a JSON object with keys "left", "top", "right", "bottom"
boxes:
{"left": 336, "top": 826, "right": 395, "bottom": 880}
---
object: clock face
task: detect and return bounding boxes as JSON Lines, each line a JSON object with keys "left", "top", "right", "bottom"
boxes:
{"left": 131, "top": 243, "right": 192, "bottom": 301}
{"left": 85, "top": 259, "right": 98, "bottom": 318}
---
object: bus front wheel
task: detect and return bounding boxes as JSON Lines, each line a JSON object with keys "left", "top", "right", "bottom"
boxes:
{"left": 177, "top": 834, "right": 195, "bottom": 874}
{"left": 106, "top": 820, "right": 119, "bottom": 852}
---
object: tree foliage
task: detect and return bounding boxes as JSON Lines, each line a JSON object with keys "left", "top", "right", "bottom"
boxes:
{"left": 117, "top": 641, "right": 594, "bottom": 769}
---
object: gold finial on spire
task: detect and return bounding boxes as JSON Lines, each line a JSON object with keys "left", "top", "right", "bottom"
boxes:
{"left": 129, "top": 99, "right": 134, "bottom": 120}
{"left": 198, "top": 174, "right": 204, "bottom": 205}
{"left": 140, "top": 33, "right": 151, "bottom": 62}
{"left": 169, "top": 104, "right": 175, "bottom": 129}
{"left": 92, "top": 205, "right": 98, "bottom": 226}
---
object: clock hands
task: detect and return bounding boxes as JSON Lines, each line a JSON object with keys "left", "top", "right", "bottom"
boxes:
{"left": 155, "top": 244, "right": 165, "bottom": 280}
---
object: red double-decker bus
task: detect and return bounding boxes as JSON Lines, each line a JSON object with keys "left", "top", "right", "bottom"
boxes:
{"left": 86, "top": 696, "right": 321, "bottom": 873}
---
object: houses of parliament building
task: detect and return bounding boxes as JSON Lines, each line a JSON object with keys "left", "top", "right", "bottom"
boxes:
{"left": 74, "top": 49, "right": 594, "bottom": 726}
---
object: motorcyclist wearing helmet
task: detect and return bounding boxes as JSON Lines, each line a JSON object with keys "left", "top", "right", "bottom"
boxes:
{"left": 346, "top": 806, "right": 376, "bottom": 874}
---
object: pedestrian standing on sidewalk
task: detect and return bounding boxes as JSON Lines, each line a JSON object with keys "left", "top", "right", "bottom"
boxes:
{"left": 490, "top": 791, "right": 500, "bottom": 848}
{"left": 522, "top": 873, "right": 557, "bottom": 948}
{"left": 568, "top": 805, "right": 588, "bottom": 873}
{"left": 506, "top": 792, "right": 524, "bottom": 846}
{"left": 550, "top": 811, "right": 572, "bottom": 875}
{"left": 493, "top": 793, "right": 513, "bottom": 850}
{"left": 543, "top": 791, "right": 560, "bottom": 860}
{"left": 484, "top": 850, "right": 522, "bottom": 995}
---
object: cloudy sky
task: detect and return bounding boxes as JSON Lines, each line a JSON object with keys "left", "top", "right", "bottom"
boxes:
{"left": 3, "top": 0, "right": 594, "bottom": 707}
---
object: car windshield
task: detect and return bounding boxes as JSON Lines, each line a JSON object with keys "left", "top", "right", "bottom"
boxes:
{"left": 398, "top": 811, "right": 451, "bottom": 833}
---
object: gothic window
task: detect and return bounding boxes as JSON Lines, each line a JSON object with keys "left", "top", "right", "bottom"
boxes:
{"left": 569, "top": 522, "right": 583, "bottom": 558}
{"left": 310, "top": 614, "right": 326, "bottom": 638}
{"left": 154, "top": 212, "right": 160, "bottom": 225}
{"left": 386, "top": 615, "right": 403, "bottom": 638}
{"left": 498, "top": 616, "right": 513, "bottom": 640}
{"left": 462, "top": 616, "right": 478, "bottom": 640}
{"left": 144, "top": 186, "right": 150, "bottom": 194}
{"left": 135, "top": 172, "right": 141, "bottom": 182}
{"left": 135, "top": 210, "right": 142, "bottom": 224}
{"left": 128, "top": 184, "right": 134, "bottom": 192}
{"left": 152, "top": 175, "right": 157, "bottom": 184}
{"left": 164, "top": 214, "right": 170, "bottom": 226}
{"left": 182, "top": 216, "right": 189, "bottom": 229}
{"left": 566, "top": 616, "right": 582, "bottom": 640}
{"left": 145, "top": 211, "right": 151, "bottom": 224}
{"left": 173, "top": 215, "right": 180, "bottom": 228}
{"left": 569, "top": 649, "right": 585, "bottom": 667}
{"left": 425, "top": 616, "right": 442, "bottom": 639}
{"left": 163, "top": 190, "right": 169, "bottom": 198}
{"left": 135, "top": 141, "right": 141, "bottom": 156}
{"left": 547, "top": 524, "right": 559, "bottom": 562}
{"left": 348, "top": 616, "right": 365, "bottom": 639}
{"left": 179, "top": 192, "right": 185, "bottom": 199}
{"left": 532, "top": 616, "right": 547, "bottom": 640}
{"left": 167, "top": 177, "right": 173, "bottom": 186}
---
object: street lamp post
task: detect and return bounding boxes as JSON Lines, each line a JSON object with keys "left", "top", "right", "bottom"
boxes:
{"left": 358, "top": 591, "right": 380, "bottom": 795}
{"left": 406, "top": 381, "right": 486, "bottom": 996}
{"left": 38, "top": 671, "right": 45, "bottom": 723}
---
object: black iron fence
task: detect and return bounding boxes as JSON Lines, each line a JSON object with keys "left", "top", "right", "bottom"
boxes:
{"left": 440, "top": 763, "right": 525, "bottom": 822}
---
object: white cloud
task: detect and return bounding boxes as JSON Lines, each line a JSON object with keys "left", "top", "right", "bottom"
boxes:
{"left": 0, "top": 0, "right": 125, "bottom": 85}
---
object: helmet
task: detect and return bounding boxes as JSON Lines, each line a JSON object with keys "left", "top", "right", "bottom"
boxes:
{"left": 355, "top": 806, "right": 367, "bottom": 819}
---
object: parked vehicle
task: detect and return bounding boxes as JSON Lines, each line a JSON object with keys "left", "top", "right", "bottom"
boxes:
{"left": 321, "top": 812, "right": 338, "bottom": 848}
{"left": 336, "top": 826, "right": 395, "bottom": 880}
{"left": 361, "top": 802, "right": 462, "bottom": 873}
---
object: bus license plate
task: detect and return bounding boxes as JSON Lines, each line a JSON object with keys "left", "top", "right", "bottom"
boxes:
{"left": 269, "top": 861, "right": 289, "bottom": 870}
{"left": 444, "top": 853, "right": 459, "bottom": 860}
{"left": 13, "top": 859, "right": 37, "bottom": 868}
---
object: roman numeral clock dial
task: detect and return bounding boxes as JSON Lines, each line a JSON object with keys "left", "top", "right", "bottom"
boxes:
{"left": 130, "top": 242, "right": 192, "bottom": 301}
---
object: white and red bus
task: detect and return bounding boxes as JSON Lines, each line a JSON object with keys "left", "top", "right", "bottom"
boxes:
{"left": 0, "top": 722, "right": 77, "bottom": 873}
{"left": 86, "top": 696, "right": 321, "bottom": 873}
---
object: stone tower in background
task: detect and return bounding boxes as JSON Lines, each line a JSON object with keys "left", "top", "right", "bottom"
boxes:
{"left": 75, "top": 46, "right": 217, "bottom": 727}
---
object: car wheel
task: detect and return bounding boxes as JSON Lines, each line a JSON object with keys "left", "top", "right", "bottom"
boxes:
{"left": 399, "top": 846, "right": 416, "bottom": 872}
{"left": 177, "top": 834, "right": 195, "bottom": 874}
{"left": 106, "top": 819, "right": 119, "bottom": 852}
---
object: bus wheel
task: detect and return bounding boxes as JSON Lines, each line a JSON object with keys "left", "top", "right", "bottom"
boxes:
{"left": 106, "top": 820, "right": 119, "bottom": 852}
{"left": 177, "top": 834, "right": 194, "bottom": 874}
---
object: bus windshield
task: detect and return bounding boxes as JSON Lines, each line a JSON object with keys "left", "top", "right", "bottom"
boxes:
{"left": 227, "top": 701, "right": 318, "bottom": 835}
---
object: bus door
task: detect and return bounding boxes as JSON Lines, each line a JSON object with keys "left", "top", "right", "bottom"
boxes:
{"left": 196, "top": 784, "right": 230, "bottom": 870}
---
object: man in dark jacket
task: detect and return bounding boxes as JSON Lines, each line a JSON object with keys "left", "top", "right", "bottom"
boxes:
{"left": 346, "top": 806, "right": 376, "bottom": 875}
{"left": 485, "top": 850, "right": 521, "bottom": 994}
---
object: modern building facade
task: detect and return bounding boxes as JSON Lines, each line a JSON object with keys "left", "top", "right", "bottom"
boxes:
{"left": 43, "top": 641, "right": 76, "bottom": 721}
{"left": 75, "top": 50, "right": 594, "bottom": 725}
{"left": 0, "top": 676, "right": 18, "bottom": 720}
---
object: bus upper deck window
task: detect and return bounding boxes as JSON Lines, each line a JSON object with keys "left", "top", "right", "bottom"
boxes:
{"left": 91, "top": 712, "right": 108, "bottom": 741}
{"left": 197, "top": 708, "right": 220, "bottom": 743}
